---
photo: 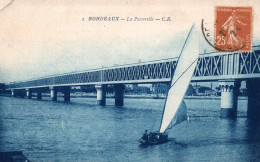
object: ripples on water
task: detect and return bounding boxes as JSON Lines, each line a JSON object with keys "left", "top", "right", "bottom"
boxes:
{"left": 0, "top": 96, "right": 259, "bottom": 161}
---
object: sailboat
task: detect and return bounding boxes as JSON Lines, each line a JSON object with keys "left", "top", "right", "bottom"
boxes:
{"left": 138, "top": 24, "right": 199, "bottom": 145}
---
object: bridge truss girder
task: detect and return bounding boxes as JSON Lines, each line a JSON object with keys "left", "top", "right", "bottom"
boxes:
{"left": 6, "top": 50, "right": 260, "bottom": 90}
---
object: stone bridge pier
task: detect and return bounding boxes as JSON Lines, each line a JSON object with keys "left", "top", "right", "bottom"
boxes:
{"left": 219, "top": 79, "right": 241, "bottom": 118}
{"left": 48, "top": 86, "right": 71, "bottom": 102}
{"left": 63, "top": 87, "right": 71, "bottom": 102}
{"left": 49, "top": 87, "right": 57, "bottom": 101}
{"left": 11, "top": 89, "right": 15, "bottom": 97}
{"left": 247, "top": 79, "right": 260, "bottom": 119}
{"left": 95, "top": 84, "right": 125, "bottom": 106}
{"left": 26, "top": 89, "right": 32, "bottom": 99}
{"left": 114, "top": 84, "right": 125, "bottom": 106}
{"left": 95, "top": 84, "right": 106, "bottom": 106}
{"left": 36, "top": 89, "right": 43, "bottom": 100}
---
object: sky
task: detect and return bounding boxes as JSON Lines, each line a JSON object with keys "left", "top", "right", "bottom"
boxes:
{"left": 0, "top": 0, "right": 260, "bottom": 83}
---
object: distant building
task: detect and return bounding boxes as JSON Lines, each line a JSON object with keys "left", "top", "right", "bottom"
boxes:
{"left": 204, "top": 90, "right": 218, "bottom": 96}
{"left": 186, "top": 84, "right": 196, "bottom": 96}
{"left": 152, "top": 83, "right": 196, "bottom": 96}
{"left": 152, "top": 83, "right": 169, "bottom": 96}
{"left": 71, "top": 86, "right": 81, "bottom": 90}
{"left": 125, "top": 84, "right": 151, "bottom": 94}
{"left": 193, "top": 85, "right": 213, "bottom": 96}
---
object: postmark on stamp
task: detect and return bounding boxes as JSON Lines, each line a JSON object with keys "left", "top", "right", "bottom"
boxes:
{"left": 215, "top": 6, "right": 252, "bottom": 52}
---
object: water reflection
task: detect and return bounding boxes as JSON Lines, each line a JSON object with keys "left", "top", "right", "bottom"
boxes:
{"left": 246, "top": 118, "right": 260, "bottom": 142}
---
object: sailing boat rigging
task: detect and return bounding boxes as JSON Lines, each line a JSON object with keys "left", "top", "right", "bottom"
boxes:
{"left": 138, "top": 24, "right": 199, "bottom": 145}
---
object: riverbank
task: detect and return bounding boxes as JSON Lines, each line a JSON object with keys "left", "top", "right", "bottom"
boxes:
{"left": 69, "top": 93, "right": 248, "bottom": 100}
{"left": 0, "top": 93, "right": 248, "bottom": 100}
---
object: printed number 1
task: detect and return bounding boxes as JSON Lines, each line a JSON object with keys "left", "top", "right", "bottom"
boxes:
{"left": 217, "top": 36, "right": 226, "bottom": 45}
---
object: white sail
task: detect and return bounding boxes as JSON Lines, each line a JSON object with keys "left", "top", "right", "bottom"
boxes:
{"left": 159, "top": 25, "right": 199, "bottom": 133}
{"left": 170, "top": 100, "right": 187, "bottom": 127}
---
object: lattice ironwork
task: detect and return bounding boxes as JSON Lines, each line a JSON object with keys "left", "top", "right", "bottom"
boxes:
{"left": 6, "top": 49, "right": 260, "bottom": 90}
{"left": 102, "top": 61, "right": 176, "bottom": 82}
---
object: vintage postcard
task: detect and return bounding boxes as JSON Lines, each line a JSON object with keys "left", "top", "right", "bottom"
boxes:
{"left": 0, "top": 0, "right": 260, "bottom": 161}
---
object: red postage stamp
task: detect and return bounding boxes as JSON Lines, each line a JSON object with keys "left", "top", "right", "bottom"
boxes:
{"left": 215, "top": 6, "right": 252, "bottom": 52}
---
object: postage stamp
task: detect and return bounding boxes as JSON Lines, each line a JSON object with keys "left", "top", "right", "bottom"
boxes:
{"left": 215, "top": 6, "right": 252, "bottom": 52}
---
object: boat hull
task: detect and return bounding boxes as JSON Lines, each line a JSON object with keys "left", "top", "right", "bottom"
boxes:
{"left": 138, "top": 132, "right": 168, "bottom": 145}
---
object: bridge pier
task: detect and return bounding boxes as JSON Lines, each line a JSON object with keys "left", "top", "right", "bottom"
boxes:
{"left": 114, "top": 84, "right": 125, "bottom": 106}
{"left": 37, "top": 91, "right": 42, "bottom": 100}
{"left": 26, "top": 89, "right": 32, "bottom": 99}
{"left": 95, "top": 85, "right": 106, "bottom": 106}
{"left": 11, "top": 90, "right": 15, "bottom": 97}
{"left": 219, "top": 80, "right": 240, "bottom": 118}
{"left": 247, "top": 79, "right": 260, "bottom": 119}
{"left": 63, "top": 87, "right": 71, "bottom": 102}
{"left": 50, "top": 87, "right": 57, "bottom": 101}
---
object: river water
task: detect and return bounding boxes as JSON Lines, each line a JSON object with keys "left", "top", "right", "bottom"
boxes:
{"left": 0, "top": 96, "right": 259, "bottom": 161}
